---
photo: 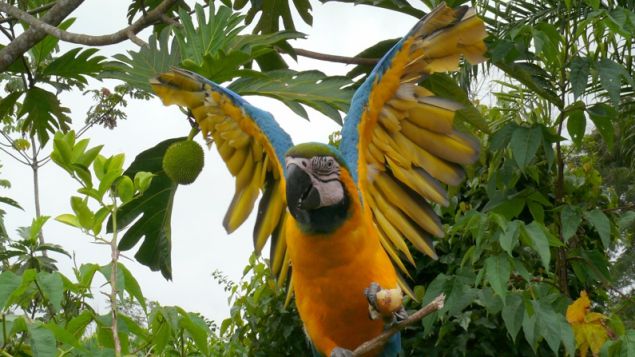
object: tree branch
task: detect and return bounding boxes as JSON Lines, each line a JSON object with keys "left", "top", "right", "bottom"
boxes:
{"left": 0, "top": 2, "right": 57, "bottom": 24}
{"left": 0, "top": 0, "right": 176, "bottom": 48}
{"left": 352, "top": 294, "right": 445, "bottom": 356}
{"left": 293, "top": 48, "right": 379, "bottom": 66}
{"left": 0, "top": 0, "right": 84, "bottom": 72}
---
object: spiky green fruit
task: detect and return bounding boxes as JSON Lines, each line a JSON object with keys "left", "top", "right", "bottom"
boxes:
{"left": 162, "top": 140, "right": 204, "bottom": 185}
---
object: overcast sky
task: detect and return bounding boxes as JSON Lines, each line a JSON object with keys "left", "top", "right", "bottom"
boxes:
{"left": 2, "top": 1, "right": 422, "bottom": 323}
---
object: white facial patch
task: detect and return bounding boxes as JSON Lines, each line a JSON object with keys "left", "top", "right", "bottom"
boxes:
{"left": 286, "top": 156, "right": 345, "bottom": 208}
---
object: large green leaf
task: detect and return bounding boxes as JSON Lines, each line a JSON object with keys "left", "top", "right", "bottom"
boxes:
{"left": 569, "top": 56, "right": 591, "bottom": 100}
{"left": 174, "top": 4, "right": 245, "bottom": 66}
{"left": 521, "top": 221, "right": 550, "bottom": 269}
{"left": 30, "top": 18, "right": 77, "bottom": 67}
{"left": 229, "top": 69, "right": 353, "bottom": 124}
{"left": 0, "top": 271, "right": 21, "bottom": 309}
{"left": 18, "top": 87, "right": 71, "bottom": 145}
{"left": 36, "top": 272, "right": 64, "bottom": 313}
{"left": 587, "top": 102, "right": 616, "bottom": 150}
{"left": 494, "top": 61, "right": 562, "bottom": 107}
{"left": 108, "top": 28, "right": 181, "bottom": 92}
{"left": 238, "top": 0, "right": 313, "bottom": 33}
{"left": 41, "top": 48, "right": 106, "bottom": 86}
{"left": 502, "top": 293, "right": 524, "bottom": 342}
{"left": 597, "top": 58, "right": 633, "bottom": 106}
{"left": 584, "top": 209, "right": 611, "bottom": 248}
{"left": 28, "top": 323, "right": 56, "bottom": 357}
{"left": 109, "top": 138, "right": 183, "bottom": 280}
{"left": 485, "top": 254, "right": 511, "bottom": 297}
{"left": 510, "top": 125, "right": 542, "bottom": 169}
{"left": 566, "top": 109, "right": 586, "bottom": 146}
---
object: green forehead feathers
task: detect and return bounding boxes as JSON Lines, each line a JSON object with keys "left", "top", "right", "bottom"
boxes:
{"left": 285, "top": 142, "right": 348, "bottom": 169}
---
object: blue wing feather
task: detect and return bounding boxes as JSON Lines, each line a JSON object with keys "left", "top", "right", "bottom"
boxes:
{"left": 340, "top": 39, "right": 407, "bottom": 183}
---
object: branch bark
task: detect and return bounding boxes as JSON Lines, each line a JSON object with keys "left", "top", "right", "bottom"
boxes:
{"left": 0, "top": 2, "right": 56, "bottom": 24}
{"left": 294, "top": 48, "right": 379, "bottom": 66}
{"left": 0, "top": 0, "right": 84, "bottom": 72}
{"left": 0, "top": 0, "right": 176, "bottom": 49}
{"left": 351, "top": 294, "right": 445, "bottom": 356}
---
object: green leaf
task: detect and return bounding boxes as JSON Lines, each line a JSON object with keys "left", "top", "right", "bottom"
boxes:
{"left": 28, "top": 323, "right": 56, "bottom": 357}
{"left": 36, "top": 272, "right": 64, "bottom": 313}
{"left": 502, "top": 293, "right": 524, "bottom": 342}
{"left": 55, "top": 214, "right": 80, "bottom": 228}
{"left": 499, "top": 220, "right": 521, "bottom": 256}
{"left": 18, "top": 87, "right": 71, "bottom": 145}
{"left": 229, "top": 69, "right": 353, "bottom": 124}
{"left": 510, "top": 126, "right": 542, "bottom": 169}
{"left": 179, "top": 312, "right": 210, "bottom": 355}
{"left": 44, "top": 322, "right": 83, "bottom": 350}
{"left": 618, "top": 211, "right": 635, "bottom": 231}
{"left": 532, "top": 22, "right": 561, "bottom": 66}
{"left": 31, "top": 18, "right": 76, "bottom": 66}
{"left": 584, "top": 209, "right": 611, "bottom": 248}
{"left": 522, "top": 221, "right": 551, "bottom": 269}
{"left": 587, "top": 103, "right": 616, "bottom": 150}
{"left": 29, "top": 216, "right": 50, "bottom": 242}
{"left": 110, "top": 138, "right": 183, "bottom": 279}
{"left": 567, "top": 109, "right": 586, "bottom": 146}
{"left": 569, "top": 56, "right": 591, "bottom": 99}
{"left": 118, "top": 263, "right": 146, "bottom": 310}
{"left": 597, "top": 58, "right": 630, "bottom": 107}
{"left": 134, "top": 172, "right": 154, "bottom": 194}
{"left": 0, "top": 91, "right": 23, "bottom": 120}
{"left": 116, "top": 176, "right": 134, "bottom": 203}
{"left": 41, "top": 48, "right": 105, "bottom": 86}
{"left": 0, "top": 271, "right": 21, "bottom": 309}
{"left": 485, "top": 254, "right": 511, "bottom": 297}
{"left": 522, "top": 305, "right": 538, "bottom": 353}
{"left": 493, "top": 61, "right": 562, "bottom": 107}
{"left": 243, "top": 0, "right": 314, "bottom": 33}
{"left": 70, "top": 196, "right": 94, "bottom": 229}
{"left": 561, "top": 205, "right": 582, "bottom": 242}
{"left": 108, "top": 28, "right": 181, "bottom": 92}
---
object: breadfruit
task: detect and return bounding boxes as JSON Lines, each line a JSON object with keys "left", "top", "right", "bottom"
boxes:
{"left": 162, "top": 140, "right": 204, "bottom": 185}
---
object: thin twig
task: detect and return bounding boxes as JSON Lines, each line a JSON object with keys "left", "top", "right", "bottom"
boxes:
{"left": 352, "top": 294, "right": 445, "bottom": 356}
{"left": 0, "top": 0, "right": 176, "bottom": 47}
{"left": 294, "top": 48, "right": 379, "bottom": 66}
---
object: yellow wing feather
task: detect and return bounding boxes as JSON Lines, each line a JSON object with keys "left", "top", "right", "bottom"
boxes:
{"left": 151, "top": 69, "right": 292, "bottom": 281}
{"left": 353, "top": 3, "right": 487, "bottom": 270}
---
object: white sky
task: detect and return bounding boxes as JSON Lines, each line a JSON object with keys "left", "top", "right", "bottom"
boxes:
{"left": 1, "top": 1, "right": 421, "bottom": 323}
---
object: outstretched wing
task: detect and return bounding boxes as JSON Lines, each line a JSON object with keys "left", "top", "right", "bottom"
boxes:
{"left": 340, "top": 4, "right": 487, "bottom": 277}
{"left": 151, "top": 69, "right": 293, "bottom": 280}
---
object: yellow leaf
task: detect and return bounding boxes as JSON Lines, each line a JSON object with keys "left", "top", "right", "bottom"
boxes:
{"left": 567, "top": 291, "right": 609, "bottom": 357}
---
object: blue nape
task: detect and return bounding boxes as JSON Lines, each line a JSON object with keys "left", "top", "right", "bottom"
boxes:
{"left": 309, "top": 332, "right": 401, "bottom": 357}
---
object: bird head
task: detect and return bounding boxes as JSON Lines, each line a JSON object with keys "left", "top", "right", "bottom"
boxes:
{"left": 285, "top": 143, "right": 352, "bottom": 234}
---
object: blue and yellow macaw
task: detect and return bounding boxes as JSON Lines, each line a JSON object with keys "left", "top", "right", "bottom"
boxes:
{"left": 151, "top": 4, "right": 487, "bottom": 356}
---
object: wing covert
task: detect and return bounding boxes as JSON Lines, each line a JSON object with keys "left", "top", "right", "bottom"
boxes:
{"left": 151, "top": 69, "right": 293, "bottom": 278}
{"left": 340, "top": 4, "right": 488, "bottom": 275}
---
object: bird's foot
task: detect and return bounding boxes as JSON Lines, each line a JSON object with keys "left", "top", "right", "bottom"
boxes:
{"left": 364, "top": 281, "right": 405, "bottom": 325}
{"left": 330, "top": 347, "right": 353, "bottom": 357}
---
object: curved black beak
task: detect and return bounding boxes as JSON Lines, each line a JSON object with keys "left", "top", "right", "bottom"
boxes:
{"left": 286, "top": 164, "right": 321, "bottom": 221}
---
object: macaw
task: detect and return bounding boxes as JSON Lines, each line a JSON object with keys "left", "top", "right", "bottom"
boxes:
{"left": 150, "top": 3, "right": 487, "bottom": 356}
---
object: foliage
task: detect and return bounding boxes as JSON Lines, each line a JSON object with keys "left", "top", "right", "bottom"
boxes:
{"left": 210, "top": 256, "right": 309, "bottom": 355}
